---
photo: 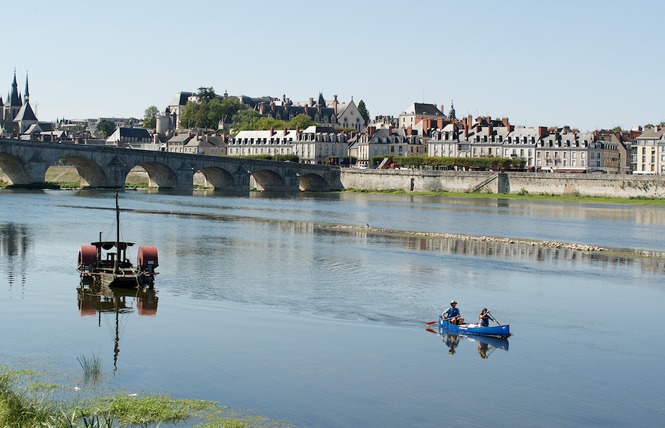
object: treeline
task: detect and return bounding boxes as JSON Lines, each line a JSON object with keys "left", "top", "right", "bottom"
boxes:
{"left": 370, "top": 155, "right": 527, "bottom": 170}
{"left": 176, "top": 87, "right": 316, "bottom": 133}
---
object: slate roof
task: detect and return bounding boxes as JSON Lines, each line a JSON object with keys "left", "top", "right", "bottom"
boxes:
{"left": 170, "top": 92, "right": 193, "bottom": 106}
{"left": 108, "top": 127, "right": 151, "bottom": 142}
{"left": 14, "top": 102, "right": 37, "bottom": 121}
{"left": 403, "top": 103, "right": 444, "bottom": 116}
{"left": 119, "top": 127, "right": 151, "bottom": 139}
{"left": 167, "top": 133, "right": 194, "bottom": 144}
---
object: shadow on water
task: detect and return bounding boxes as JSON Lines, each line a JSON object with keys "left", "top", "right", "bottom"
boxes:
{"left": 77, "top": 282, "right": 158, "bottom": 371}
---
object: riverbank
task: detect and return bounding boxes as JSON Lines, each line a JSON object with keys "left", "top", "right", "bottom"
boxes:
{"left": 343, "top": 187, "right": 665, "bottom": 205}
{"left": 340, "top": 169, "right": 665, "bottom": 199}
{"left": 0, "top": 364, "right": 283, "bottom": 427}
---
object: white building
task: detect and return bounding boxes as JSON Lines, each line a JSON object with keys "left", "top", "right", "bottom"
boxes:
{"left": 228, "top": 129, "right": 297, "bottom": 157}
{"left": 292, "top": 126, "right": 348, "bottom": 164}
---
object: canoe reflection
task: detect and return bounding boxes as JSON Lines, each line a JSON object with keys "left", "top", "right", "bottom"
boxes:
{"left": 427, "top": 328, "right": 509, "bottom": 358}
{"left": 76, "top": 282, "right": 158, "bottom": 370}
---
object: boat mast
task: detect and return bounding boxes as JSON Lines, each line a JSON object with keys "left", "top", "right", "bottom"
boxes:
{"left": 114, "top": 191, "right": 120, "bottom": 274}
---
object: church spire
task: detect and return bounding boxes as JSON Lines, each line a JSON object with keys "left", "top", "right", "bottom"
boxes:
{"left": 24, "top": 71, "right": 29, "bottom": 103}
{"left": 9, "top": 69, "right": 21, "bottom": 107}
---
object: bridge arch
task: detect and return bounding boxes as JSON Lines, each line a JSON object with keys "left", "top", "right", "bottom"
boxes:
{"left": 250, "top": 169, "right": 286, "bottom": 191}
{"left": 59, "top": 156, "right": 107, "bottom": 188}
{"left": 196, "top": 166, "right": 236, "bottom": 190}
{"left": 136, "top": 162, "right": 179, "bottom": 189}
{"left": 0, "top": 152, "right": 33, "bottom": 185}
{"left": 299, "top": 173, "right": 329, "bottom": 192}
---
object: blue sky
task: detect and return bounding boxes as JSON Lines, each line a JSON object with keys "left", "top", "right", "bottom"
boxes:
{"left": 4, "top": 0, "right": 663, "bottom": 131}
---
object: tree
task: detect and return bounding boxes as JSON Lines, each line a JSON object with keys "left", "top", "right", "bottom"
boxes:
{"left": 289, "top": 113, "right": 313, "bottom": 130}
{"left": 143, "top": 106, "right": 159, "bottom": 129}
{"left": 232, "top": 109, "right": 260, "bottom": 131}
{"left": 96, "top": 119, "right": 116, "bottom": 137}
{"left": 196, "top": 87, "right": 216, "bottom": 103}
{"left": 357, "top": 100, "right": 370, "bottom": 124}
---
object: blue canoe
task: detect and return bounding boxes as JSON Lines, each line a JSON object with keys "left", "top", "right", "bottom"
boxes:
{"left": 439, "top": 316, "right": 510, "bottom": 338}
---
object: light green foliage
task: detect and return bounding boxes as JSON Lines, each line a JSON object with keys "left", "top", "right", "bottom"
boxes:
{"left": 371, "top": 155, "right": 526, "bottom": 170}
{"left": 96, "top": 120, "right": 116, "bottom": 138}
{"left": 143, "top": 106, "right": 159, "bottom": 129}
{"left": 77, "top": 354, "right": 101, "bottom": 384}
{"left": 232, "top": 109, "right": 261, "bottom": 131}
{"left": 288, "top": 114, "right": 313, "bottom": 130}
{"left": 181, "top": 88, "right": 247, "bottom": 130}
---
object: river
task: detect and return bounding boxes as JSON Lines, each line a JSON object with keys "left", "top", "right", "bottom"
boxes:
{"left": 1, "top": 190, "right": 664, "bottom": 427}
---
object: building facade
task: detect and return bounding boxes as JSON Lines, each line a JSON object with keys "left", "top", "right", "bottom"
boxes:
{"left": 632, "top": 128, "right": 665, "bottom": 174}
{"left": 354, "top": 127, "right": 427, "bottom": 167}
{"left": 291, "top": 126, "right": 348, "bottom": 164}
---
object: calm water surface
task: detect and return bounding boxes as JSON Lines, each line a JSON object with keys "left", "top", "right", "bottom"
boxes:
{"left": 1, "top": 190, "right": 664, "bottom": 427}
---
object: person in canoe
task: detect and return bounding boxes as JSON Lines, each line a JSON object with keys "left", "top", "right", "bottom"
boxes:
{"left": 478, "top": 308, "right": 497, "bottom": 327}
{"left": 442, "top": 300, "right": 464, "bottom": 325}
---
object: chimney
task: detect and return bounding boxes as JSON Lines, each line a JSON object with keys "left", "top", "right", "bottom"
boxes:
{"left": 502, "top": 117, "right": 510, "bottom": 130}
{"left": 309, "top": 97, "right": 314, "bottom": 106}
{"left": 368, "top": 126, "right": 376, "bottom": 137}
{"left": 269, "top": 127, "right": 274, "bottom": 137}
{"left": 538, "top": 126, "right": 547, "bottom": 139}
{"left": 333, "top": 95, "right": 338, "bottom": 116}
{"left": 259, "top": 101, "right": 265, "bottom": 115}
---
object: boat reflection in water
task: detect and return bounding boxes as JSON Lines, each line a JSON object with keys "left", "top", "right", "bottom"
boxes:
{"left": 77, "top": 281, "right": 158, "bottom": 371}
{"left": 428, "top": 328, "right": 509, "bottom": 359}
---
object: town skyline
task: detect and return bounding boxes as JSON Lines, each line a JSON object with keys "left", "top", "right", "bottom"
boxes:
{"left": 4, "top": 0, "right": 664, "bottom": 131}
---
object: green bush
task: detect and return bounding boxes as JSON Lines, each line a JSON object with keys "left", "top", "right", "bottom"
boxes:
{"left": 370, "top": 155, "right": 526, "bottom": 170}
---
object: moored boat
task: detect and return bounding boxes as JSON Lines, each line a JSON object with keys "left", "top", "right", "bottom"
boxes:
{"left": 77, "top": 191, "right": 158, "bottom": 288}
{"left": 439, "top": 316, "right": 510, "bottom": 338}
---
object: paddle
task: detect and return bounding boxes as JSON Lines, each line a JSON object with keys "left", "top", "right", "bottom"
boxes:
{"left": 487, "top": 311, "right": 501, "bottom": 326}
{"left": 425, "top": 320, "right": 438, "bottom": 325}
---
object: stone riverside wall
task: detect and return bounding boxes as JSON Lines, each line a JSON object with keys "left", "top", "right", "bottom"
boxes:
{"left": 340, "top": 169, "right": 665, "bottom": 198}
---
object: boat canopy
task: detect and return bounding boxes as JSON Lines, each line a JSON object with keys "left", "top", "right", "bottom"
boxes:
{"left": 90, "top": 241, "right": 135, "bottom": 250}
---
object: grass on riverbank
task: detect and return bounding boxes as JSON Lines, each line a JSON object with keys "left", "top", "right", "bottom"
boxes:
{"left": 342, "top": 188, "right": 665, "bottom": 205}
{"left": 0, "top": 366, "right": 279, "bottom": 428}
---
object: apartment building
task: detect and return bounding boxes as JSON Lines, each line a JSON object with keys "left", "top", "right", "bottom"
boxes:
{"left": 632, "top": 127, "right": 665, "bottom": 174}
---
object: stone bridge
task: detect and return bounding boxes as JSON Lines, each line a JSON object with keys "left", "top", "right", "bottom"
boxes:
{"left": 0, "top": 138, "right": 343, "bottom": 191}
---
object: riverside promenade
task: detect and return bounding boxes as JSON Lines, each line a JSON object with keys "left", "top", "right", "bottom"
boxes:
{"left": 340, "top": 169, "right": 665, "bottom": 198}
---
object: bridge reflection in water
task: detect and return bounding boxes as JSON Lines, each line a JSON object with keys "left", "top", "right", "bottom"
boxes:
{"left": 77, "top": 282, "right": 158, "bottom": 371}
